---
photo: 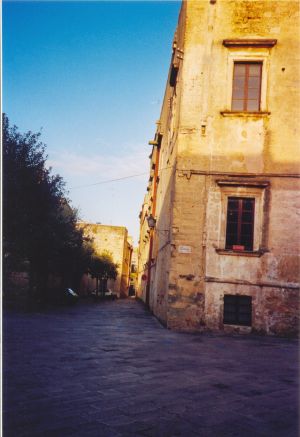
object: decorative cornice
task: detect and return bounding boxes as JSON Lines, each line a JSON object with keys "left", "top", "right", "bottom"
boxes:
{"left": 177, "top": 169, "right": 300, "bottom": 179}
{"left": 216, "top": 180, "right": 270, "bottom": 188}
{"left": 223, "top": 39, "right": 277, "bottom": 48}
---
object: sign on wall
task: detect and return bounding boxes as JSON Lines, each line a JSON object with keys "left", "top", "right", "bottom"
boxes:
{"left": 178, "top": 245, "right": 192, "bottom": 254}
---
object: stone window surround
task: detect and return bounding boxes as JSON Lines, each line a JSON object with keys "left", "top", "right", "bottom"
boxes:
{"left": 216, "top": 181, "right": 269, "bottom": 256}
{"left": 223, "top": 49, "right": 271, "bottom": 115}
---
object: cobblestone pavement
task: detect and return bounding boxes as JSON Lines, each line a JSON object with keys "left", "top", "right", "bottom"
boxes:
{"left": 3, "top": 298, "right": 299, "bottom": 437}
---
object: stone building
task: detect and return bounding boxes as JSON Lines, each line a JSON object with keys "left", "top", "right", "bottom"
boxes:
{"left": 137, "top": 0, "right": 300, "bottom": 336}
{"left": 79, "top": 223, "right": 133, "bottom": 298}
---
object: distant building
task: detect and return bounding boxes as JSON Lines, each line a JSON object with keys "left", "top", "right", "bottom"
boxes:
{"left": 78, "top": 223, "right": 133, "bottom": 298}
{"left": 137, "top": 0, "right": 300, "bottom": 336}
{"left": 129, "top": 246, "right": 139, "bottom": 295}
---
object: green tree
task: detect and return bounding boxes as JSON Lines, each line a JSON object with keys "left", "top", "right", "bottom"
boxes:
{"left": 3, "top": 114, "right": 91, "bottom": 302}
{"left": 90, "top": 251, "right": 118, "bottom": 297}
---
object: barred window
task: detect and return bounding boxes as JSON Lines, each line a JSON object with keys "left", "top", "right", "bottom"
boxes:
{"left": 224, "top": 295, "right": 252, "bottom": 326}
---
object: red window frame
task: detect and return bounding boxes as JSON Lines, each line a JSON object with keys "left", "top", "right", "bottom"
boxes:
{"left": 231, "top": 62, "right": 262, "bottom": 112}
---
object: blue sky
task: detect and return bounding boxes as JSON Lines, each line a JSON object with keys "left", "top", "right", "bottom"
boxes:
{"left": 3, "top": 0, "right": 181, "bottom": 244}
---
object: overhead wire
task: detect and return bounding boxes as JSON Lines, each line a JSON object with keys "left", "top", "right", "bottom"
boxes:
{"left": 69, "top": 165, "right": 174, "bottom": 190}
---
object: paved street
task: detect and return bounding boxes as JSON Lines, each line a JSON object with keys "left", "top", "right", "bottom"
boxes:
{"left": 3, "top": 298, "right": 299, "bottom": 437}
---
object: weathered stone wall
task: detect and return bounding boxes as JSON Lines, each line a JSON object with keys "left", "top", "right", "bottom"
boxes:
{"left": 205, "top": 176, "right": 300, "bottom": 335}
{"left": 166, "top": 171, "right": 207, "bottom": 331}
{"left": 137, "top": 2, "right": 187, "bottom": 320}
{"left": 79, "top": 223, "right": 131, "bottom": 297}
{"left": 137, "top": 194, "right": 151, "bottom": 302}
{"left": 151, "top": 166, "right": 176, "bottom": 324}
{"left": 121, "top": 240, "right": 132, "bottom": 297}
{"left": 139, "top": 0, "right": 300, "bottom": 336}
{"left": 149, "top": 3, "right": 187, "bottom": 324}
{"left": 205, "top": 282, "right": 299, "bottom": 337}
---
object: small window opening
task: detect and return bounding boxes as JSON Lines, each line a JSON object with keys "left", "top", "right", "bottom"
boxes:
{"left": 223, "top": 295, "right": 252, "bottom": 326}
{"left": 169, "top": 64, "right": 179, "bottom": 87}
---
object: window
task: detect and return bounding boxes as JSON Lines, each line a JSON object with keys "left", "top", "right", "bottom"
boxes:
{"left": 225, "top": 197, "right": 255, "bottom": 251}
{"left": 231, "top": 62, "right": 262, "bottom": 111}
{"left": 223, "top": 295, "right": 252, "bottom": 326}
{"left": 169, "top": 64, "right": 179, "bottom": 87}
{"left": 216, "top": 181, "right": 269, "bottom": 256}
{"left": 222, "top": 41, "right": 276, "bottom": 115}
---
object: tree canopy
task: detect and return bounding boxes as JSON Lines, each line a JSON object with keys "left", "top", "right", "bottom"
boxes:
{"left": 90, "top": 251, "right": 118, "bottom": 282}
{"left": 2, "top": 114, "right": 93, "bottom": 299}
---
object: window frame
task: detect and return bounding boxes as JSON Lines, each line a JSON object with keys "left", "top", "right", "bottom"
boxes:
{"left": 216, "top": 182, "right": 268, "bottom": 254}
{"left": 231, "top": 62, "right": 263, "bottom": 112}
{"left": 225, "top": 197, "right": 255, "bottom": 251}
{"left": 225, "top": 51, "right": 269, "bottom": 113}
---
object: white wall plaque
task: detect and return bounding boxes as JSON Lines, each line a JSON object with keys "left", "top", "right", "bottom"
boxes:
{"left": 178, "top": 245, "right": 192, "bottom": 254}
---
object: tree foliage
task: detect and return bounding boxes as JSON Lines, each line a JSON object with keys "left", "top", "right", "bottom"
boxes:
{"left": 2, "top": 114, "right": 93, "bottom": 299}
{"left": 90, "top": 251, "right": 118, "bottom": 281}
{"left": 90, "top": 251, "right": 118, "bottom": 297}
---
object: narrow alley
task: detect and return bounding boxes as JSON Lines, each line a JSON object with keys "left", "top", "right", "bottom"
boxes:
{"left": 3, "top": 299, "right": 299, "bottom": 437}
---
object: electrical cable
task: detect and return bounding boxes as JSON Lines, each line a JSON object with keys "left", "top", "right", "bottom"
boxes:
{"left": 69, "top": 165, "right": 174, "bottom": 190}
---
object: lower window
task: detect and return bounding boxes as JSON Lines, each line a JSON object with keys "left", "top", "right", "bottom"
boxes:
{"left": 217, "top": 180, "right": 268, "bottom": 254}
{"left": 223, "top": 294, "right": 252, "bottom": 326}
{"left": 225, "top": 197, "right": 255, "bottom": 251}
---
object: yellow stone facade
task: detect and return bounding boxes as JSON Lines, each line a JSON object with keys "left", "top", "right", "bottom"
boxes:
{"left": 79, "top": 223, "right": 133, "bottom": 297}
{"left": 137, "top": 0, "right": 300, "bottom": 336}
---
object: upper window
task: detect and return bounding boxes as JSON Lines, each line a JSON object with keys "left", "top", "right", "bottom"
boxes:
{"left": 231, "top": 62, "right": 262, "bottom": 112}
{"left": 222, "top": 40, "right": 277, "bottom": 115}
{"left": 225, "top": 197, "right": 255, "bottom": 251}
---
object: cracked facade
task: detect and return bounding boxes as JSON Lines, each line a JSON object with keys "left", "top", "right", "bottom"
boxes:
{"left": 137, "top": 0, "right": 300, "bottom": 336}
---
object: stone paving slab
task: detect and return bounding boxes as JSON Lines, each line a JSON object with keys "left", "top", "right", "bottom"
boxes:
{"left": 3, "top": 298, "right": 299, "bottom": 436}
